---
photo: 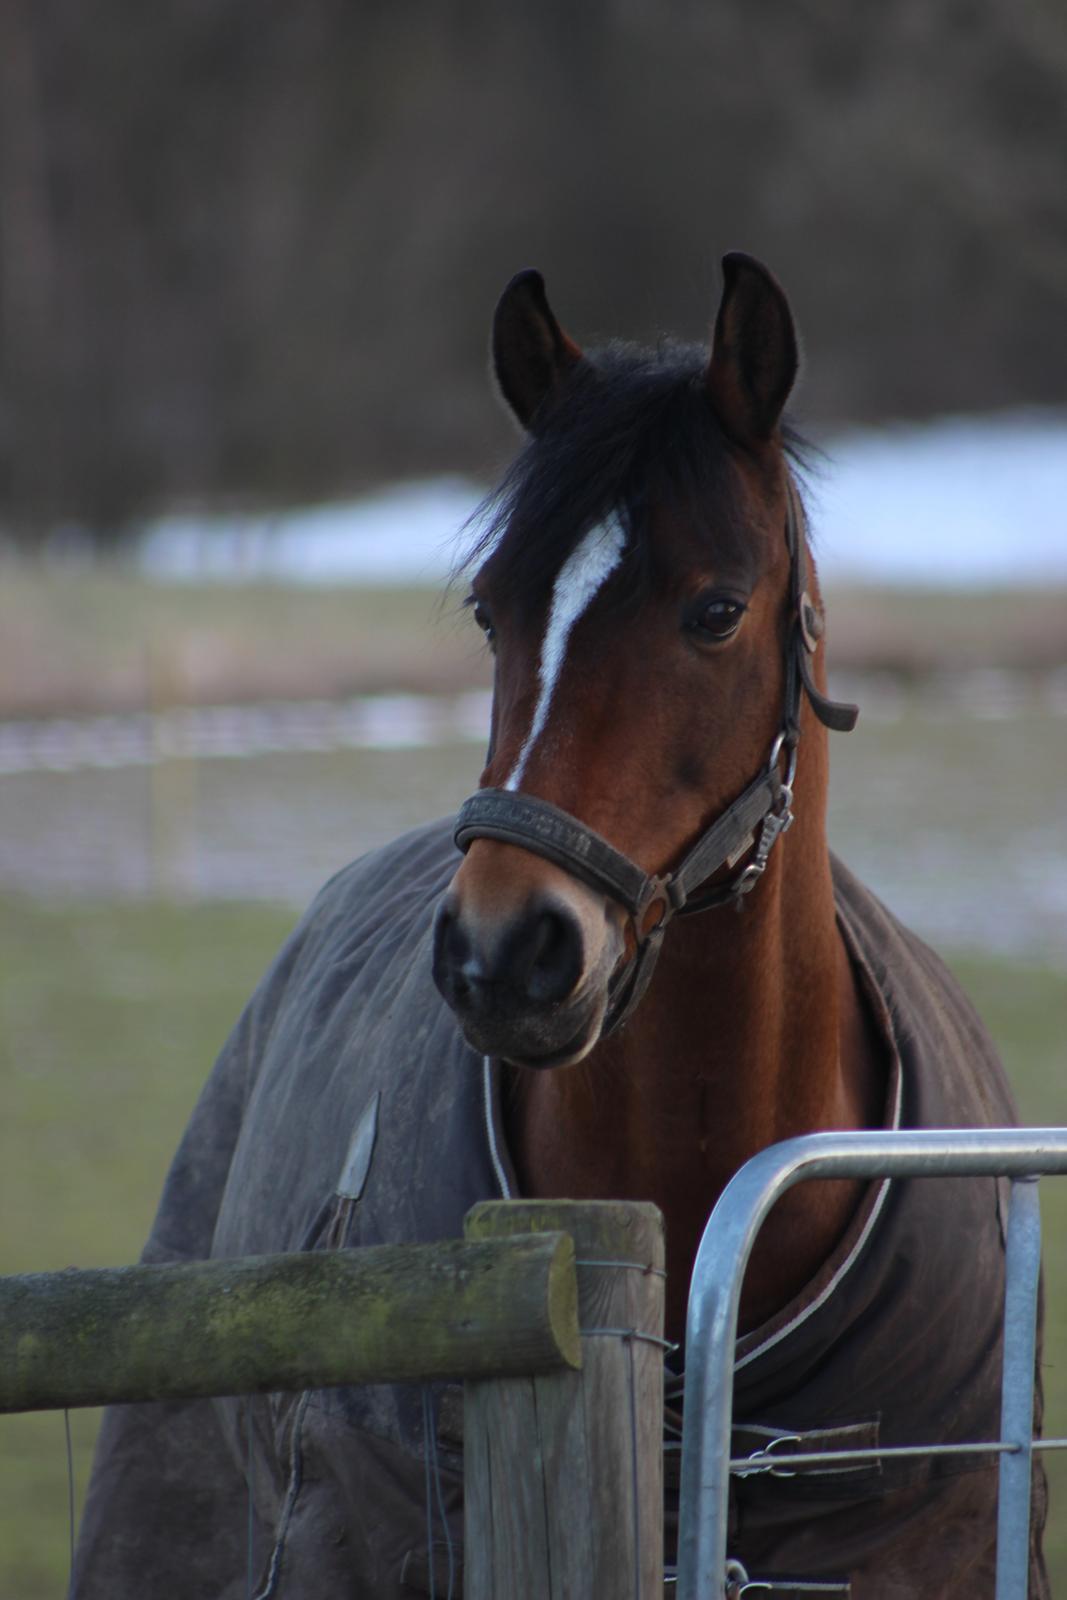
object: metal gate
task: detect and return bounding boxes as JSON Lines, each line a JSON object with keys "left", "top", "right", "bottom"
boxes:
{"left": 674, "top": 1128, "right": 1067, "bottom": 1600}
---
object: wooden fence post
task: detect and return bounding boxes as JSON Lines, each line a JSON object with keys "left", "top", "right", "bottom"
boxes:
{"left": 464, "top": 1200, "right": 665, "bottom": 1600}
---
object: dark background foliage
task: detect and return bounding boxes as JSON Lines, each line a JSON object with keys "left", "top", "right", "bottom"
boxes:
{"left": 1, "top": 0, "right": 1065, "bottom": 543}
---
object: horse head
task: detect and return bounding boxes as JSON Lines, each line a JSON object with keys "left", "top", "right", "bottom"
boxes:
{"left": 433, "top": 255, "right": 852, "bottom": 1069}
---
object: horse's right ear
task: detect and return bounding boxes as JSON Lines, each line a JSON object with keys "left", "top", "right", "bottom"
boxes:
{"left": 492, "top": 270, "right": 584, "bottom": 432}
{"left": 706, "top": 253, "right": 798, "bottom": 446}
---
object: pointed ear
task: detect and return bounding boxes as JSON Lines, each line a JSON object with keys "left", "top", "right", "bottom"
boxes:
{"left": 491, "top": 270, "right": 584, "bottom": 431}
{"left": 705, "top": 253, "right": 798, "bottom": 445}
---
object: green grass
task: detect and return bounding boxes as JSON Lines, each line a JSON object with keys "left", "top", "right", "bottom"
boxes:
{"left": 0, "top": 894, "right": 297, "bottom": 1598}
{"left": 0, "top": 899, "right": 1064, "bottom": 1596}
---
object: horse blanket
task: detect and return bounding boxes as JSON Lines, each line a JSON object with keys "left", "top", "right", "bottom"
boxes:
{"left": 71, "top": 817, "right": 1047, "bottom": 1598}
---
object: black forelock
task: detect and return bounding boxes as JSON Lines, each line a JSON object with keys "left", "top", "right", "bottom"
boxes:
{"left": 457, "top": 339, "right": 813, "bottom": 612}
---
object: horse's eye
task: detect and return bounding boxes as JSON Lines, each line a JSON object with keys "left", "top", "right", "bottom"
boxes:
{"left": 470, "top": 598, "right": 496, "bottom": 644}
{"left": 688, "top": 596, "right": 746, "bottom": 642}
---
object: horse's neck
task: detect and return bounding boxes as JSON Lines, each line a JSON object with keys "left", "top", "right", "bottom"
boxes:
{"left": 504, "top": 799, "right": 886, "bottom": 1342}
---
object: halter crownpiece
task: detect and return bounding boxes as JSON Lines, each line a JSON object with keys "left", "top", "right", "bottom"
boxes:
{"left": 453, "top": 478, "right": 858, "bottom": 1035}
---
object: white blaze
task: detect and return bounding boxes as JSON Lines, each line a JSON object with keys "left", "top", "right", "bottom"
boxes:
{"left": 504, "top": 513, "right": 627, "bottom": 790}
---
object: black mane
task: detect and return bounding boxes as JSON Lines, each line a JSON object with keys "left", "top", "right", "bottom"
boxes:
{"left": 459, "top": 340, "right": 813, "bottom": 611}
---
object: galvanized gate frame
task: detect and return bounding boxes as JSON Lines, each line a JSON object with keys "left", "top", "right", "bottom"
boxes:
{"left": 675, "top": 1127, "right": 1067, "bottom": 1600}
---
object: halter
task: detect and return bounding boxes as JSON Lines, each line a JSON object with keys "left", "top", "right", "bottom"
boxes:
{"left": 453, "top": 480, "right": 858, "bottom": 1035}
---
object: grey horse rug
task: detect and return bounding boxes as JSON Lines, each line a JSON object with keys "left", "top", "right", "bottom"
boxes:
{"left": 71, "top": 817, "right": 1047, "bottom": 1598}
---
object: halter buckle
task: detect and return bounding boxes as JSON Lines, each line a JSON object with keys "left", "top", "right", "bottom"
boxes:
{"left": 727, "top": 729, "right": 797, "bottom": 898}
{"left": 640, "top": 876, "right": 682, "bottom": 927}
{"left": 747, "top": 1432, "right": 803, "bottom": 1479}
{"left": 733, "top": 801, "right": 793, "bottom": 898}
{"left": 798, "top": 590, "right": 824, "bottom": 654}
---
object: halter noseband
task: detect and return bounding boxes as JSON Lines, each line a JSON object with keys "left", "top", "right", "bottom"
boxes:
{"left": 453, "top": 480, "right": 858, "bottom": 1036}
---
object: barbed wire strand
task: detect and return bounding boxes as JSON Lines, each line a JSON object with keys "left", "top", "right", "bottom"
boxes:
{"left": 428, "top": 1390, "right": 456, "bottom": 1600}
{"left": 246, "top": 1396, "right": 255, "bottom": 1600}
{"left": 421, "top": 1387, "right": 437, "bottom": 1600}
{"left": 627, "top": 1333, "right": 642, "bottom": 1599}
{"left": 64, "top": 1409, "right": 75, "bottom": 1583}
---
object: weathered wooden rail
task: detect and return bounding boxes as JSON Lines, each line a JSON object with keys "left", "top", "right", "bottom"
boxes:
{"left": 0, "top": 1199, "right": 666, "bottom": 1598}
{"left": 0, "top": 1232, "right": 580, "bottom": 1410}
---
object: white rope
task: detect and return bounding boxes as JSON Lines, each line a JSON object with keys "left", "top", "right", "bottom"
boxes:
{"left": 482, "top": 1057, "right": 511, "bottom": 1198}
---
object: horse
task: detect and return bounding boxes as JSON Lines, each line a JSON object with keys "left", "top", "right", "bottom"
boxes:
{"left": 72, "top": 255, "right": 1047, "bottom": 1599}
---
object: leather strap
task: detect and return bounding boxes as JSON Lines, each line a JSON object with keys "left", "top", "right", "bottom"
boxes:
{"left": 799, "top": 649, "right": 858, "bottom": 733}
{"left": 730, "top": 1419, "right": 881, "bottom": 1479}
{"left": 454, "top": 789, "right": 655, "bottom": 918}
{"left": 454, "top": 766, "right": 783, "bottom": 925}
{"left": 668, "top": 768, "right": 784, "bottom": 910}
{"left": 785, "top": 477, "right": 858, "bottom": 736}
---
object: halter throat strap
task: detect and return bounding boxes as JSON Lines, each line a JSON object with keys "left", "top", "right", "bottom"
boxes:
{"left": 453, "top": 479, "right": 858, "bottom": 1034}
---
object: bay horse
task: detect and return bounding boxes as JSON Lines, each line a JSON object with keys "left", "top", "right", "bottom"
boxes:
{"left": 73, "top": 256, "right": 1047, "bottom": 1599}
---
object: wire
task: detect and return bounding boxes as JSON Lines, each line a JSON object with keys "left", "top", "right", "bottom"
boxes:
{"left": 421, "top": 1385, "right": 456, "bottom": 1600}
{"left": 246, "top": 1396, "right": 255, "bottom": 1599}
{"left": 64, "top": 1409, "right": 75, "bottom": 1583}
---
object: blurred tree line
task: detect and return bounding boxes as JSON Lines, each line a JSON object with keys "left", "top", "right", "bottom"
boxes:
{"left": 0, "top": 0, "right": 1065, "bottom": 547}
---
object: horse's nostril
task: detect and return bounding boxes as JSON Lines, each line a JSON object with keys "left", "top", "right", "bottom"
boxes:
{"left": 432, "top": 898, "right": 469, "bottom": 1003}
{"left": 524, "top": 905, "right": 583, "bottom": 1004}
{"left": 433, "top": 893, "right": 584, "bottom": 1013}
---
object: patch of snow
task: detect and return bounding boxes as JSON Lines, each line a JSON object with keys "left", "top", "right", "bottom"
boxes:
{"left": 134, "top": 411, "right": 1067, "bottom": 588}
{"left": 139, "top": 476, "right": 484, "bottom": 585}
{"left": 809, "top": 411, "right": 1067, "bottom": 587}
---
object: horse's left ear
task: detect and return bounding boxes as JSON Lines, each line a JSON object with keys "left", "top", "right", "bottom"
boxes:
{"left": 492, "top": 270, "right": 585, "bottom": 432}
{"left": 706, "top": 253, "right": 798, "bottom": 445}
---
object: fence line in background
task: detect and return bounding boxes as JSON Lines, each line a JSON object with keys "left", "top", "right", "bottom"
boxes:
{"left": 2, "top": 668, "right": 1065, "bottom": 775}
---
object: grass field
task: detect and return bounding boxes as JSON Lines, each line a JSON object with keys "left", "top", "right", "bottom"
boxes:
{"left": 0, "top": 894, "right": 1064, "bottom": 1596}
{"left": 0, "top": 894, "right": 298, "bottom": 1596}
{"left": 1, "top": 565, "right": 1064, "bottom": 717}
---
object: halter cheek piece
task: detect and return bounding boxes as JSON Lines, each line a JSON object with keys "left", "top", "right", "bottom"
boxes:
{"left": 453, "top": 480, "right": 859, "bottom": 1036}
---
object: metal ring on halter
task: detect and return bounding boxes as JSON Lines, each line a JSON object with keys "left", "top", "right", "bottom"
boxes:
{"left": 767, "top": 731, "right": 798, "bottom": 804}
